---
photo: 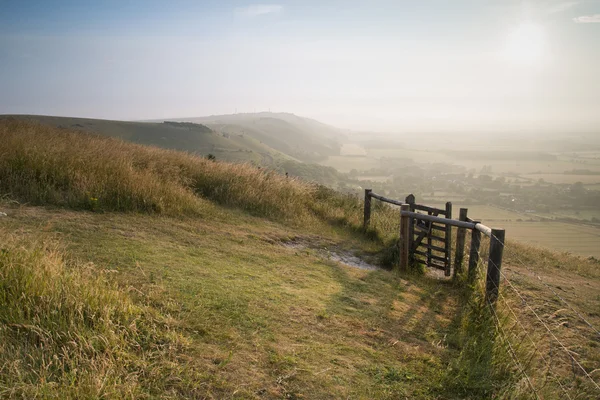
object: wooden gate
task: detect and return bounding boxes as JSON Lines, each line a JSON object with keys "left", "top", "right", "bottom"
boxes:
{"left": 405, "top": 195, "right": 453, "bottom": 276}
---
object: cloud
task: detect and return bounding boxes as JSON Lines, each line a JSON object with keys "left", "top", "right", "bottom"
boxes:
{"left": 234, "top": 4, "right": 283, "bottom": 18}
{"left": 572, "top": 14, "right": 600, "bottom": 23}
{"left": 548, "top": 1, "right": 580, "bottom": 14}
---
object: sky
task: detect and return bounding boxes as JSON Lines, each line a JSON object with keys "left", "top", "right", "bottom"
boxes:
{"left": 1, "top": 0, "right": 599, "bottom": 132}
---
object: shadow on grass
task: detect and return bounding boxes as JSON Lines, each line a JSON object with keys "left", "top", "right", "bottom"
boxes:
{"left": 322, "top": 260, "right": 463, "bottom": 397}
{"left": 438, "top": 280, "right": 509, "bottom": 400}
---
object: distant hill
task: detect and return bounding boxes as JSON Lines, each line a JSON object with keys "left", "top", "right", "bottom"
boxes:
{"left": 1, "top": 114, "right": 351, "bottom": 188}
{"left": 1, "top": 115, "right": 295, "bottom": 164}
{"left": 165, "top": 112, "right": 345, "bottom": 162}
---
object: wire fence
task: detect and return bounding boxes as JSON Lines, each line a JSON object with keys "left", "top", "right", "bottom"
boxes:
{"left": 471, "top": 232, "right": 600, "bottom": 398}
{"left": 362, "top": 192, "right": 600, "bottom": 397}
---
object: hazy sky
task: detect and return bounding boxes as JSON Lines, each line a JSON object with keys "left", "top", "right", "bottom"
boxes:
{"left": 1, "top": 0, "right": 599, "bottom": 132}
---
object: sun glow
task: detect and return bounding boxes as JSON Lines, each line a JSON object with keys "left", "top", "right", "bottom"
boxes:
{"left": 503, "top": 22, "right": 546, "bottom": 66}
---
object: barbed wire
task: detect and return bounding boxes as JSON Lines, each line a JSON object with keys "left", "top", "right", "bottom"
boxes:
{"left": 487, "top": 293, "right": 541, "bottom": 400}
{"left": 494, "top": 263, "right": 600, "bottom": 391}
{"left": 478, "top": 252, "right": 574, "bottom": 399}
{"left": 488, "top": 230, "right": 600, "bottom": 338}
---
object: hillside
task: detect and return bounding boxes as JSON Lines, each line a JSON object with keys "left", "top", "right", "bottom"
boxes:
{"left": 2, "top": 114, "right": 352, "bottom": 189}
{"left": 169, "top": 112, "right": 345, "bottom": 163}
{"left": 1, "top": 120, "right": 599, "bottom": 399}
{"left": 1, "top": 114, "right": 295, "bottom": 165}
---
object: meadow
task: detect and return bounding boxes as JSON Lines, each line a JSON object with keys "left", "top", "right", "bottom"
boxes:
{"left": 1, "top": 119, "right": 599, "bottom": 399}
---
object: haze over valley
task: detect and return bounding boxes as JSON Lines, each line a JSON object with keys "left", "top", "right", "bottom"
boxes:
{"left": 2, "top": 1, "right": 600, "bottom": 399}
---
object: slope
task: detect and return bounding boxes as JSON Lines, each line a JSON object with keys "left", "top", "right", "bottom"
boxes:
{"left": 1, "top": 120, "right": 598, "bottom": 399}
{"left": 170, "top": 112, "right": 345, "bottom": 163}
{"left": 0, "top": 119, "right": 458, "bottom": 399}
{"left": 1, "top": 114, "right": 294, "bottom": 164}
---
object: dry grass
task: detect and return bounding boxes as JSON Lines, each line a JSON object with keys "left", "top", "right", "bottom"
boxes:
{"left": 0, "top": 119, "right": 360, "bottom": 225}
{"left": 7, "top": 119, "right": 597, "bottom": 398}
{"left": 446, "top": 234, "right": 600, "bottom": 399}
{"left": 0, "top": 206, "right": 461, "bottom": 399}
{"left": 0, "top": 233, "right": 209, "bottom": 399}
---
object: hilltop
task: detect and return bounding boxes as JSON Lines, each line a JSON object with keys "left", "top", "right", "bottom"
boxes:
{"left": 1, "top": 119, "right": 599, "bottom": 399}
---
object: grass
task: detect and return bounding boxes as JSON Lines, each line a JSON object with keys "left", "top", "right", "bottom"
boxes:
{"left": 0, "top": 206, "right": 459, "bottom": 399}
{"left": 1, "top": 120, "right": 599, "bottom": 398}
{"left": 0, "top": 119, "right": 362, "bottom": 226}
{"left": 501, "top": 221, "right": 600, "bottom": 258}
{"left": 0, "top": 232, "right": 203, "bottom": 398}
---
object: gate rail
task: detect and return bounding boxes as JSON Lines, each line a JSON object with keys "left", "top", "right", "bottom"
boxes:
{"left": 363, "top": 189, "right": 505, "bottom": 305}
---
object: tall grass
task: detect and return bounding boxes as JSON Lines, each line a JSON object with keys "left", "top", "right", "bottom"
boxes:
{"left": 0, "top": 235, "right": 206, "bottom": 398}
{"left": 0, "top": 119, "right": 352, "bottom": 223}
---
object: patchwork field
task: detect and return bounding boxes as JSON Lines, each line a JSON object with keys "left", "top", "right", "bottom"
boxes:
{"left": 521, "top": 173, "right": 600, "bottom": 185}
{"left": 321, "top": 155, "right": 380, "bottom": 172}
{"left": 371, "top": 200, "right": 600, "bottom": 259}
{"left": 502, "top": 221, "right": 600, "bottom": 258}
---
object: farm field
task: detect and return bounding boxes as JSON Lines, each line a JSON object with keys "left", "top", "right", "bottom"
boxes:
{"left": 501, "top": 221, "right": 600, "bottom": 258}
{"left": 332, "top": 143, "right": 600, "bottom": 176}
{"left": 521, "top": 173, "right": 600, "bottom": 185}
{"left": 386, "top": 201, "right": 600, "bottom": 258}
{"left": 423, "top": 203, "right": 527, "bottom": 223}
{"left": 355, "top": 175, "right": 391, "bottom": 182}
{"left": 321, "top": 155, "right": 380, "bottom": 172}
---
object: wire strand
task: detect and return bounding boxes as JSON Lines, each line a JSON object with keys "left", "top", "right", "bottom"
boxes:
{"left": 483, "top": 264, "right": 574, "bottom": 399}
{"left": 494, "top": 262, "right": 600, "bottom": 391}
{"left": 487, "top": 295, "right": 541, "bottom": 400}
{"left": 489, "top": 231, "right": 600, "bottom": 338}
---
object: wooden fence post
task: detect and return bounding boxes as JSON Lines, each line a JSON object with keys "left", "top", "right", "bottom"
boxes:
{"left": 444, "top": 202, "right": 453, "bottom": 277}
{"left": 468, "top": 227, "right": 481, "bottom": 282}
{"left": 399, "top": 204, "right": 410, "bottom": 271}
{"left": 453, "top": 208, "right": 468, "bottom": 277}
{"left": 405, "top": 194, "right": 415, "bottom": 253}
{"left": 363, "top": 189, "right": 372, "bottom": 231}
{"left": 485, "top": 228, "right": 505, "bottom": 306}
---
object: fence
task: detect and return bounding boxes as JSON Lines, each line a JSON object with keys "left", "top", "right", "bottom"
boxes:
{"left": 363, "top": 189, "right": 600, "bottom": 398}
{"left": 363, "top": 189, "right": 504, "bottom": 305}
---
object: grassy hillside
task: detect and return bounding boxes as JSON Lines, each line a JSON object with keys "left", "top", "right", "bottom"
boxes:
{"left": 2, "top": 115, "right": 295, "bottom": 165}
{"left": 1, "top": 120, "right": 598, "bottom": 399}
{"left": 2, "top": 115, "right": 355, "bottom": 190}
{"left": 173, "top": 112, "right": 344, "bottom": 163}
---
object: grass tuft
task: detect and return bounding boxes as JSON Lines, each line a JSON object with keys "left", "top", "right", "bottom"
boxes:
{"left": 0, "top": 234, "right": 212, "bottom": 398}
{"left": 0, "top": 119, "right": 399, "bottom": 231}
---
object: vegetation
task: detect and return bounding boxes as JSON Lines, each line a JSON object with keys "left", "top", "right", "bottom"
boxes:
{"left": 1, "top": 120, "right": 598, "bottom": 398}
{"left": 0, "top": 119, "right": 360, "bottom": 224}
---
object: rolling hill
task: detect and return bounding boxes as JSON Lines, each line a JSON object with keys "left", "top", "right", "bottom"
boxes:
{"left": 165, "top": 112, "right": 345, "bottom": 163}
{"left": 1, "top": 114, "right": 296, "bottom": 165}
{"left": 2, "top": 113, "right": 350, "bottom": 188}
{"left": 1, "top": 120, "right": 599, "bottom": 399}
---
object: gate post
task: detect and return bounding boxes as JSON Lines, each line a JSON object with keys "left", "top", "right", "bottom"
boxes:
{"left": 453, "top": 208, "right": 468, "bottom": 277}
{"left": 405, "top": 194, "right": 415, "bottom": 255}
{"left": 486, "top": 228, "right": 505, "bottom": 306}
{"left": 363, "top": 189, "right": 372, "bottom": 231}
{"left": 468, "top": 227, "right": 481, "bottom": 282}
{"left": 399, "top": 204, "right": 410, "bottom": 271}
{"left": 444, "top": 202, "right": 453, "bottom": 276}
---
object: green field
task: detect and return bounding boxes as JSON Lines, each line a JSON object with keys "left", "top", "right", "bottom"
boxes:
{"left": 356, "top": 175, "right": 391, "bottom": 183}
{"left": 397, "top": 202, "right": 600, "bottom": 258}
{"left": 321, "top": 155, "right": 380, "bottom": 172}
{"left": 522, "top": 173, "right": 600, "bottom": 185}
{"left": 502, "top": 221, "right": 600, "bottom": 258}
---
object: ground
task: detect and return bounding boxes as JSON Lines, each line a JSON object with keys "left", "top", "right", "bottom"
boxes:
{"left": 1, "top": 202, "right": 599, "bottom": 399}
{"left": 0, "top": 203, "right": 462, "bottom": 399}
